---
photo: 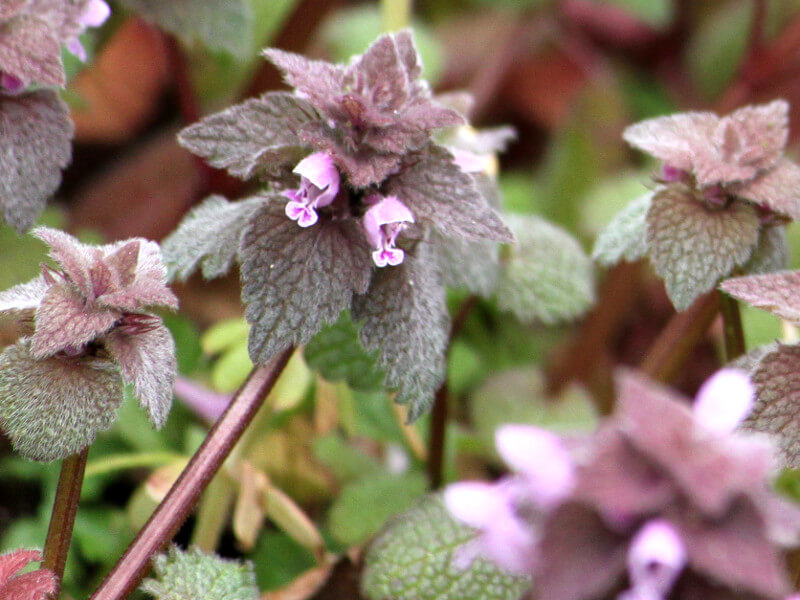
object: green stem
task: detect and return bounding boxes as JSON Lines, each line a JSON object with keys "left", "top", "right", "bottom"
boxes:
{"left": 720, "top": 292, "right": 746, "bottom": 362}
{"left": 89, "top": 348, "right": 294, "bottom": 600}
{"left": 381, "top": 0, "right": 412, "bottom": 32}
{"left": 43, "top": 447, "right": 89, "bottom": 596}
{"left": 84, "top": 452, "right": 185, "bottom": 479}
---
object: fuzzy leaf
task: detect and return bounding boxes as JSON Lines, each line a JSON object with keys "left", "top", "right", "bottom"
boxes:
{"left": 671, "top": 497, "right": 792, "bottom": 599}
{"left": 646, "top": 185, "right": 759, "bottom": 311}
{"left": 0, "top": 549, "right": 56, "bottom": 600}
{"left": 0, "top": 276, "right": 47, "bottom": 317}
{"left": 104, "top": 322, "right": 176, "bottom": 429}
{"left": 744, "top": 225, "right": 788, "bottom": 275}
{"left": 592, "top": 190, "right": 652, "bottom": 266}
{"left": 721, "top": 270, "right": 800, "bottom": 323}
{"left": 178, "top": 92, "right": 320, "bottom": 180}
{"left": 162, "top": 195, "right": 267, "bottom": 282}
{"left": 141, "top": 546, "right": 258, "bottom": 600}
{"left": 118, "top": 0, "right": 253, "bottom": 59}
{"left": 385, "top": 145, "right": 512, "bottom": 243}
{"left": 496, "top": 214, "right": 595, "bottom": 324}
{"left": 241, "top": 202, "right": 372, "bottom": 364}
{"left": 303, "top": 312, "right": 385, "bottom": 392}
{"left": 733, "top": 158, "right": 800, "bottom": 220}
{"left": 362, "top": 494, "right": 529, "bottom": 600}
{"left": 329, "top": 473, "right": 427, "bottom": 546}
{"left": 30, "top": 284, "right": 120, "bottom": 359}
{"left": 745, "top": 343, "right": 800, "bottom": 468}
{"left": 0, "top": 91, "right": 73, "bottom": 233}
{"left": 0, "top": 15, "right": 64, "bottom": 88}
{"left": 433, "top": 232, "right": 499, "bottom": 298}
{"left": 0, "top": 340, "right": 123, "bottom": 462}
{"left": 352, "top": 244, "right": 449, "bottom": 421}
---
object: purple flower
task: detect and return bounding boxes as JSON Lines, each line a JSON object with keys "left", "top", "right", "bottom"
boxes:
{"left": 444, "top": 480, "right": 537, "bottom": 575}
{"left": 66, "top": 0, "right": 111, "bottom": 62}
{"left": 691, "top": 368, "right": 754, "bottom": 434}
{"left": 0, "top": 71, "right": 24, "bottom": 94}
{"left": 284, "top": 152, "right": 340, "bottom": 227}
{"left": 619, "top": 520, "right": 686, "bottom": 600}
{"left": 362, "top": 195, "right": 415, "bottom": 267}
{"left": 444, "top": 425, "right": 576, "bottom": 575}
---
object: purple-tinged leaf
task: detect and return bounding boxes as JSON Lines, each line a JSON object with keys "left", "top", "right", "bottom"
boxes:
{"left": 263, "top": 48, "right": 346, "bottom": 119}
{"left": 0, "top": 276, "right": 48, "bottom": 318}
{"left": 535, "top": 502, "right": 628, "bottom": 600}
{"left": 385, "top": 145, "right": 512, "bottom": 243}
{"left": 623, "top": 111, "right": 718, "bottom": 174}
{"left": 743, "top": 343, "right": 800, "bottom": 468}
{"left": 352, "top": 243, "right": 448, "bottom": 421}
{"left": 34, "top": 227, "right": 94, "bottom": 295}
{"left": 0, "top": 549, "right": 56, "bottom": 600}
{"left": 178, "top": 92, "right": 320, "bottom": 180}
{"left": 26, "top": 0, "right": 95, "bottom": 43}
{"left": 0, "top": 1, "right": 28, "bottom": 22}
{"left": 721, "top": 271, "right": 800, "bottom": 323}
{"left": 732, "top": 158, "right": 800, "bottom": 220}
{"left": 496, "top": 214, "right": 595, "bottom": 325}
{"left": 646, "top": 184, "right": 759, "bottom": 311}
{"left": 0, "top": 550, "right": 42, "bottom": 588}
{"left": 162, "top": 194, "right": 267, "bottom": 282}
{"left": 0, "top": 15, "right": 64, "bottom": 87}
{"left": 572, "top": 427, "right": 675, "bottom": 527}
{"left": 615, "top": 370, "right": 773, "bottom": 517}
{"left": 31, "top": 284, "right": 120, "bottom": 359}
{"left": 744, "top": 225, "right": 788, "bottom": 275}
{"left": 240, "top": 202, "right": 372, "bottom": 364}
{"left": 0, "top": 91, "right": 72, "bottom": 232}
{"left": 117, "top": 0, "right": 252, "bottom": 59}
{"left": 592, "top": 191, "right": 652, "bottom": 267}
{"left": 0, "top": 340, "right": 123, "bottom": 462}
{"left": 669, "top": 497, "right": 791, "bottom": 599}
{"left": 104, "top": 321, "right": 176, "bottom": 429}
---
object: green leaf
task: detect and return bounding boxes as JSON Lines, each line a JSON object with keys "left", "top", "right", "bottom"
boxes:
{"left": 361, "top": 494, "right": 530, "bottom": 600}
{"left": 251, "top": 531, "right": 316, "bottom": 592}
{"left": 118, "top": 0, "right": 254, "bottom": 59}
{"left": 602, "top": 0, "right": 673, "bottom": 28}
{"left": 313, "top": 433, "right": 383, "bottom": 484}
{"left": 73, "top": 508, "right": 133, "bottom": 564}
{"left": 496, "top": 214, "right": 595, "bottom": 324}
{"left": 329, "top": 472, "right": 427, "bottom": 546}
{"left": 141, "top": 546, "right": 258, "bottom": 600}
{"left": 592, "top": 190, "right": 652, "bottom": 266}
{"left": 161, "top": 313, "right": 202, "bottom": 374}
{"left": 210, "top": 339, "right": 252, "bottom": 393}
{"left": 201, "top": 317, "right": 250, "bottom": 355}
{"left": 687, "top": 0, "right": 751, "bottom": 100}
{"left": 470, "top": 367, "right": 597, "bottom": 453}
{"left": 304, "top": 312, "right": 385, "bottom": 392}
{"left": 580, "top": 171, "right": 652, "bottom": 238}
{"left": 646, "top": 185, "right": 760, "bottom": 311}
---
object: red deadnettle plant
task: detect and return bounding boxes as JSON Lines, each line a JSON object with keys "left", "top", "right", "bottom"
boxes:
{"left": 0, "top": 227, "right": 178, "bottom": 462}
{"left": 0, "top": 549, "right": 57, "bottom": 600}
{"left": 165, "top": 30, "right": 516, "bottom": 420}
{"left": 0, "top": 0, "right": 109, "bottom": 232}
{"left": 594, "top": 100, "right": 800, "bottom": 310}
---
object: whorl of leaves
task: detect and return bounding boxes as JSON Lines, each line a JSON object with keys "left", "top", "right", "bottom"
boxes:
{"left": 140, "top": 546, "right": 258, "bottom": 600}
{"left": 362, "top": 494, "right": 530, "bottom": 600}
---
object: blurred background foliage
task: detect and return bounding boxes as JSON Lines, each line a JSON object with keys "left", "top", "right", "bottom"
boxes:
{"left": 4, "top": 0, "right": 800, "bottom": 598}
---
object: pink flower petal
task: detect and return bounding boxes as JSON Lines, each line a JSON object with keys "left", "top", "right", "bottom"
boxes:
{"left": 495, "top": 424, "right": 575, "bottom": 508}
{"left": 81, "top": 0, "right": 111, "bottom": 27}
{"left": 444, "top": 481, "right": 510, "bottom": 529}
{"left": 692, "top": 368, "right": 754, "bottom": 434}
{"left": 626, "top": 519, "right": 686, "bottom": 596}
{"left": 293, "top": 152, "right": 340, "bottom": 196}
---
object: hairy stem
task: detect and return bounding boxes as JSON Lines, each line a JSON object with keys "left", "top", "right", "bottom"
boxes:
{"left": 639, "top": 291, "right": 721, "bottom": 383}
{"left": 381, "top": 0, "right": 412, "bottom": 32}
{"left": 720, "top": 293, "right": 746, "bottom": 362}
{"left": 43, "top": 447, "right": 89, "bottom": 595}
{"left": 427, "top": 296, "right": 477, "bottom": 489}
{"left": 89, "top": 348, "right": 294, "bottom": 600}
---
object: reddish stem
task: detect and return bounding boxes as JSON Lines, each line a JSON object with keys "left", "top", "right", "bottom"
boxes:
{"left": 89, "top": 348, "right": 293, "bottom": 600}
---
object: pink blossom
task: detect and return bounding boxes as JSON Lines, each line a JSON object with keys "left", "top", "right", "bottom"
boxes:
{"left": 362, "top": 195, "right": 414, "bottom": 267}
{"left": 618, "top": 520, "right": 686, "bottom": 600}
{"left": 692, "top": 368, "right": 754, "bottom": 434}
{"left": 65, "top": 0, "right": 111, "bottom": 62}
{"left": 284, "top": 152, "right": 340, "bottom": 227}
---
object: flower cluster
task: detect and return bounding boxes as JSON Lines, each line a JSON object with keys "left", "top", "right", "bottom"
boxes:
{"left": 0, "top": 0, "right": 110, "bottom": 92}
{"left": 446, "top": 368, "right": 800, "bottom": 600}
{"left": 167, "top": 31, "right": 513, "bottom": 418}
{"left": 0, "top": 549, "right": 56, "bottom": 600}
{"left": 0, "top": 228, "right": 178, "bottom": 461}
{"left": 594, "top": 100, "right": 800, "bottom": 310}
